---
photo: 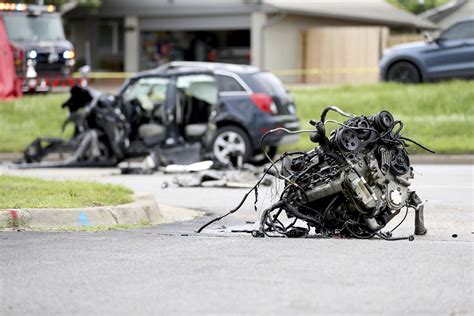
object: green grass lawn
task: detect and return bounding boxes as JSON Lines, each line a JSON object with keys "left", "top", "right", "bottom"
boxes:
{"left": 0, "top": 81, "right": 473, "bottom": 154}
{"left": 0, "top": 175, "right": 133, "bottom": 209}
{"left": 284, "top": 80, "right": 474, "bottom": 154}
{"left": 0, "top": 93, "right": 70, "bottom": 153}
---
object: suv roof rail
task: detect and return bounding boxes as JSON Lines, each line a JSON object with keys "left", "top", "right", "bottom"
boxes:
{"left": 155, "top": 61, "right": 261, "bottom": 74}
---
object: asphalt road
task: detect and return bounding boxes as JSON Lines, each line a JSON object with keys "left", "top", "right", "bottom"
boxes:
{"left": 1, "top": 164, "right": 473, "bottom": 315}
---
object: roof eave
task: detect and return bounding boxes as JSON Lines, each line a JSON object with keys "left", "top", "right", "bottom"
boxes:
{"left": 262, "top": 4, "right": 438, "bottom": 30}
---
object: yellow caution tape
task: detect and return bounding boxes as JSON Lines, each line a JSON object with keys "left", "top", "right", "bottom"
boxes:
{"left": 273, "top": 67, "right": 379, "bottom": 76}
{"left": 72, "top": 72, "right": 135, "bottom": 79}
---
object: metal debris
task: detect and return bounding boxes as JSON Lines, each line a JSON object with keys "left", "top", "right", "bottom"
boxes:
{"left": 198, "top": 106, "right": 434, "bottom": 240}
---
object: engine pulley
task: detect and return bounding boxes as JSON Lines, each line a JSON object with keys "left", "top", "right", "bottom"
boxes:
{"left": 390, "top": 147, "right": 410, "bottom": 176}
{"left": 335, "top": 128, "right": 360, "bottom": 152}
{"left": 374, "top": 110, "right": 394, "bottom": 131}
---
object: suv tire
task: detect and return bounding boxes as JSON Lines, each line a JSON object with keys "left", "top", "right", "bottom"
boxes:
{"left": 211, "top": 126, "right": 252, "bottom": 164}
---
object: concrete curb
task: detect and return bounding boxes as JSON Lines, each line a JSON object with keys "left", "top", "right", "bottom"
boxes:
{"left": 0, "top": 193, "right": 200, "bottom": 230}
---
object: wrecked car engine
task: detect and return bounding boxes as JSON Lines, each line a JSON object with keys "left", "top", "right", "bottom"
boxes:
{"left": 198, "top": 106, "right": 433, "bottom": 240}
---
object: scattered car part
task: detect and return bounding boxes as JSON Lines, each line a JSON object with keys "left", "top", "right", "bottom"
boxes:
{"left": 164, "top": 161, "right": 215, "bottom": 173}
{"left": 17, "top": 85, "right": 127, "bottom": 168}
{"left": 173, "top": 166, "right": 272, "bottom": 189}
{"left": 118, "top": 153, "right": 160, "bottom": 175}
{"left": 197, "top": 106, "right": 434, "bottom": 240}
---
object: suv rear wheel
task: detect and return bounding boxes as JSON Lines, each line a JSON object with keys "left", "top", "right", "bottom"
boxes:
{"left": 211, "top": 126, "right": 251, "bottom": 164}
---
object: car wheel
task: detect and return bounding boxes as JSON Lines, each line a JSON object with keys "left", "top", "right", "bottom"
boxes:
{"left": 252, "top": 146, "right": 278, "bottom": 166}
{"left": 211, "top": 126, "right": 252, "bottom": 164}
{"left": 387, "top": 61, "right": 421, "bottom": 84}
{"left": 83, "top": 135, "right": 114, "bottom": 162}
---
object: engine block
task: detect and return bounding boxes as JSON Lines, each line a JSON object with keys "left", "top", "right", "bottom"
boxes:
{"left": 255, "top": 107, "right": 428, "bottom": 239}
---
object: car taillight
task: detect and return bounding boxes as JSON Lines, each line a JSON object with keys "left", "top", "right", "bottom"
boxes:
{"left": 251, "top": 93, "right": 277, "bottom": 114}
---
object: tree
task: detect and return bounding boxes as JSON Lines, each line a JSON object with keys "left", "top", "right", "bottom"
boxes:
{"left": 386, "top": 0, "right": 451, "bottom": 14}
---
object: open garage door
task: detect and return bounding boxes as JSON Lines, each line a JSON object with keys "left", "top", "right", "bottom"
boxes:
{"left": 140, "top": 30, "right": 250, "bottom": 70}
{"left": 139, "top": 14, "right": 250, "bottom": 69}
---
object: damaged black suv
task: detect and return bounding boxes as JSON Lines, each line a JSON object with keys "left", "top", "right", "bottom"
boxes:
{"left": 21, "top": 62, "right": 300, "bottom": 167}
{"left": 119, "top": 61, "right": 301, "bottom": 164}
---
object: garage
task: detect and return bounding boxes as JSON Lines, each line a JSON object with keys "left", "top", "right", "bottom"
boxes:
{"left": 139, "top": 30, "right": 250, "bottom": 69}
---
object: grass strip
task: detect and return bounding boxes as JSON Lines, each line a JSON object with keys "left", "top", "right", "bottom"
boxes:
{"left": 0, "top": 175, "right": 133, "bottom": 209}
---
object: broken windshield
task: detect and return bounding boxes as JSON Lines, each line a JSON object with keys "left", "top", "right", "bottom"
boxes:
{"left": 3, "top": 14, "right": 65, "bottom": 42}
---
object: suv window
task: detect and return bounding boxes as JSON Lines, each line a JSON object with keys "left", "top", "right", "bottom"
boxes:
{"left": 216, "top": 74, "right": 245, "bottom": 92}
{"left": 176, "top": 74, "right": 218, "bottom": 105}
{"left": 123, "top": 77, "right": 169, "bottom": 110}
{"left": 441, "top": 21, "right": 474, "bottom": 41}
{"left": 251, "top": 72, "right": 288, "bottom": 96}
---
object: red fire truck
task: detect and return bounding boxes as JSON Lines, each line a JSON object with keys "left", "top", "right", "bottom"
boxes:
{"left": 0, "top": 2, "right": 78, "bottom": 93}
